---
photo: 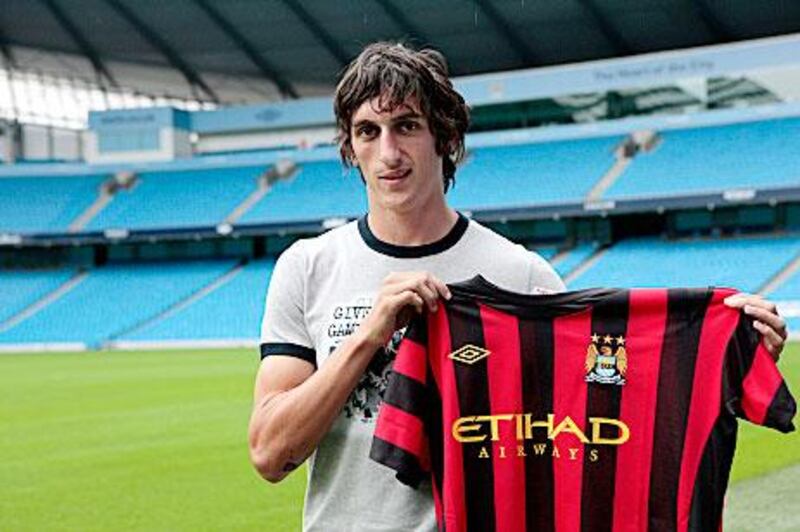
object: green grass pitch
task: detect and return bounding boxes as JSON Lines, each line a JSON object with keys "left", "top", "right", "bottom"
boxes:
{"left": 1, "top": 344, "right": 798, "bottom": 531}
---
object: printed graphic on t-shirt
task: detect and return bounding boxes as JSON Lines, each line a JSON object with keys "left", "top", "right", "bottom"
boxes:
{"left": 323, "top": 295, "right": 404, "bottom": 423}
{"left": 345, "top": 329, "right": 404, "bottom": 422}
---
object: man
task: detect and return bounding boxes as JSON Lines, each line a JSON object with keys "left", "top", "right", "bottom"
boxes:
{"left": 248, "top": 42, "right": 787, "bottom": 531}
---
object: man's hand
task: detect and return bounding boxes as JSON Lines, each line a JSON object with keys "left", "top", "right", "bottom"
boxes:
{"left": 356, "top": 272, "right": 451, "bottom": 349}
{"left": 724, "top": 293, "right": 788, "bottom": 361}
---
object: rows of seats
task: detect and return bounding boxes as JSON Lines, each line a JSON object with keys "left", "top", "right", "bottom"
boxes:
{"left": 553, "top": 243, "right": 597, "bottom": 277}
{"left": 450, "top": 136, "right": 621, "bottom": 209}
{"left": 605, "top": 117, "right": 800, "bottom": 199}
{"left": 239, "top": 161, "right": 366, "bottom": 225}
{"left": 121, "top": 258, "right": 274, "bottom": 341}
{"left": 0, "top": 174, "right": 107, "bottom": 233}
{"left": 0, "top": 260, "right": 237, "bottom": 346}
{"left": 569, "top": 235, "right": 800, "bottom": 293}
{"left": 768, "top": 268, "right": 800, "bottom": 301}
{"left": 532, "top": 247, "right": 559, "bottom": 262}
{"left": 86, "top": 166, "right": 267, "bottom": 231}
{"left": 2, "top": 115, "right": 798, "bottom": 234}
{"left": 0, "top": 268, "right": 75, "bottom": 324}
{"left": 768, "top": 268, "right": 800, "bottom": 334}
{"left": 2, "top": 234, "right": 798, "bottom": 347}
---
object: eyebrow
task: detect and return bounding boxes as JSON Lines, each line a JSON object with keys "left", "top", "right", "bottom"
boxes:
{"left": 391, "top": 111, "right": 423, "bottom": 122}
{"left": 352, "top": 111, "right": 424, "bottom": 129}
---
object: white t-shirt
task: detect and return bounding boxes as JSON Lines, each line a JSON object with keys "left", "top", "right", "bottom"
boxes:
{"left": 260, "top": 213, "right": 564, "bottom": 531}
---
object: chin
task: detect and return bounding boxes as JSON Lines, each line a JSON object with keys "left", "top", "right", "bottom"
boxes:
{"left": 377, "top": 194, "right": 418, "bottom": 213}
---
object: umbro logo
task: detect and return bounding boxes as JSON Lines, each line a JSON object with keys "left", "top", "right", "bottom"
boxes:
{"left": 449, "top": 344, "right": 491, "bottom": 365}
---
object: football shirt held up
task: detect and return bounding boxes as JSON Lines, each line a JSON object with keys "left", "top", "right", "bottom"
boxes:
{"left": 370, "top": 275, "right": 796, "bottom": 532}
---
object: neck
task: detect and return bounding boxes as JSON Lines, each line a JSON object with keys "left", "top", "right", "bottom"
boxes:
{"left": 367, "top": 201, "right": 458, "bottom": 246}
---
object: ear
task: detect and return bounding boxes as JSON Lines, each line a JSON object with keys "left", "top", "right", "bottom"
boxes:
{"left": 444, "top": 137, "right": 458, "bottom": 157}
{"left": 341, "top": 143, "right": 356, "bottom": 166}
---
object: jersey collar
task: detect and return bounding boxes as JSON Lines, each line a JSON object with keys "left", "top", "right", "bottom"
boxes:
{"left": 452, "top": 275, "right": 625, "bottom": 318}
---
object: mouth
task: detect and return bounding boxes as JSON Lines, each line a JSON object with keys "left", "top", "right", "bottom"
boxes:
{"left": 378, "top": 169, "right": 411, "bottom": 181}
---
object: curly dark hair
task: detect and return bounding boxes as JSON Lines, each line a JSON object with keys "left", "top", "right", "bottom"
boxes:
{"left": 334, "top": 42, "right": 470, "bottom": 192}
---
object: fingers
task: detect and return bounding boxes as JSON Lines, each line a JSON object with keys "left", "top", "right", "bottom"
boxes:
{"left": 724, "top": 293, "right": 776, "bottom": 313}
{"left": 383, "top": 272, "right": 451, "bottom": 313}
{"left": 744, "top": 304, "right": 787, "bottom": 338}
{"left": 393, "top": 290, "right": 424, "bottom": 315}
{"left": 428, "top": 275, "right": 452, "bottom": 301}
{"left": 725, "top": 293, "right": 787, "bottom": 361}
{"left": 391, "top": 291, "right": 425, "bottom": 330}
{"left": 753, "top": 320, "right": 785, "bottom": 361}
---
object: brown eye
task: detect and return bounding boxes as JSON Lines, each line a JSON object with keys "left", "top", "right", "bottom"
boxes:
{"left": 399, "top": 121, "right": 420, "bottom": 133}
{"left": 356, "top": 125, "right": 377, "bottom": 139}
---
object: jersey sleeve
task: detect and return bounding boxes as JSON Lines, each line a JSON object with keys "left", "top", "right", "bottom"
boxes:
{"left": 723, "top": 311, "right": 796, "bottom": 433}
{"left": 259, "top": 241, "right": 316, "bottom": 367}
{"left": 370, "top": 313, "right": 432, "bottom": 488}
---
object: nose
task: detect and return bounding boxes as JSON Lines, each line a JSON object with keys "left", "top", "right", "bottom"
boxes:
{"left": 378, "top": 129, "right": 402, "bottom": 167}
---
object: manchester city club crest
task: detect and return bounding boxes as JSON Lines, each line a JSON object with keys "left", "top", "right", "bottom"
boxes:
{"left": 585, "top": 332, "right": 628, "bottom": 385}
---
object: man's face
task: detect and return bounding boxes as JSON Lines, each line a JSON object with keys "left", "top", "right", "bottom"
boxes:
{"left": 349, "top": 96, "right": 445, "bottom": 214}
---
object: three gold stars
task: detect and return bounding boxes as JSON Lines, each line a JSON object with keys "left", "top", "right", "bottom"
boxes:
{"left": 591, "top": 332, "right": 626, "bottom": 346}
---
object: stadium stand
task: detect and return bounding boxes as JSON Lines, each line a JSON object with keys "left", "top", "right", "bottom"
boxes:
{"left": 0, "top": 268, "right": 75, "bottom": 325}
{"left": 3, "top": 234, "right": 797, "bottom": 347}
{"left": 569, "top": 235, "right": 800, "bottom": 293}
{"left": 769, "top": 269, "right": 800, "bottom": 301}
{"left": 0, "top": 174, "right": 108, "bottom": 233}
{"left": 605, "top": 117, "right": 800, "bottom": 199}
{"left": 118, "top": 258, "right": 274, "bottom": 342}
{"left": 238, "top": 160, "right": 367, "bottom": 225}
{"left": 0, "top": 260, "right": 237, "bottom": 346}
{"left": 4, "top": 116, "right": 800, "bottom": 235}
{"left": 766, "top": 267, "right": 800, "bottom": 333}
{"left": 449, "top": 136, "right": 622, "bottom": 210}
{"left": 552, "top": 243, "right": 598, "bottom": 277}
{"left": 85, "top": 166, "right": 268, "bottom": 231}
{"left": 533, "top": 247, "right": 559, "bottom": 261}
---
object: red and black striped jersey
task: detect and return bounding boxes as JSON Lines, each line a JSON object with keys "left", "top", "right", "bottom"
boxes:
{"left": 370, "top": 275, "right": 796, "bottom": 532}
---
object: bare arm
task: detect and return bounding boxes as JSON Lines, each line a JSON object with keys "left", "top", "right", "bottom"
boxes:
{"left": 248, "top": 272, "right": 451, "bottom": 483}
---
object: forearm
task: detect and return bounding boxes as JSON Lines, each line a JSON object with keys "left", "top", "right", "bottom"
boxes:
{"left": 249, "top": 330, "right": 380, "bottom": 482}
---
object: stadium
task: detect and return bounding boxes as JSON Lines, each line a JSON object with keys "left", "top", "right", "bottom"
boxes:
{"left": 1, "top": 1, "right": 798, "bottom": 530}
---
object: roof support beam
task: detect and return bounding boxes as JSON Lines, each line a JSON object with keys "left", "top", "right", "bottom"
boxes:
{"left": 41, "top": 0, "right": 117, "bottom": 86}
{"left": 575, "top": 0, "right": 633, "bottom": 55}
{"left": 691, "top": 0, "right": 735, "bottom": 44}
{"left": 281, "top": 0, "right": 349, "bottom": 67}
{"left": 474, "top": 0, "right": 540, "bottom": 65}
{"left": 375, "top": 0, "right": 429, "bottom": 45}
{"left": 194, "top": 0, "right": 298, "bottom": 99}
{"left": 0, "top": 25, "right": 17, "bottom": 68}
{"left": 105, "top": 0, "right": 218, "bottom": 101}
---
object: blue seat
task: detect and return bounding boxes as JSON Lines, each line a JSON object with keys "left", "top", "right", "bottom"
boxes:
{"left": 449, "top": 136, "right": 621, "bottom": 210}
{"left": 606, "top": 117, "right": 800, "bottom": 199}
{"left": 0, "top": 260, "right": 237, "bottom": 345}
{"left": 554, "top": 243, "right": 597, "bottom": 276}
{"left": 0, "top": 268, "right": 75, "bottom": 324}
{"left": 570, "top": 236, "right": 800, "bottom": 293}
{"left": 122, "top": 259, "right": 275, "bottom": 341}
{"left": 239, "top": 160, "right": 366, "bottom": 225}
{"left": 0, "top": 174, "right": 107, "bottom": 233}
{"left": 86, "top": 166, "right": 266, "bottom": 231}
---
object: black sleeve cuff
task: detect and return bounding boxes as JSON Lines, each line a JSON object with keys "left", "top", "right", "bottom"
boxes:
{"left": 259, "top": 342, "right": 317, "bottom": 368}
{"left": 765, "top": 382, "right": 797, "bottom": 434}
{"left": 370, "top": 436, "right": 425, "bottom": 489}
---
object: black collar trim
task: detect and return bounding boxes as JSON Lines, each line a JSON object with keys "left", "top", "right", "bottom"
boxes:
{"left": 358, "top": 212, "right": 469, "bottom": 258}
{"left": 450, "top": 275, "right": 628, "bottom": 319}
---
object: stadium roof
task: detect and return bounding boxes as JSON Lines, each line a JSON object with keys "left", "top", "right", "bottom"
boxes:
{"left": 1, "top": 0, "right": 799, "bottom": 103}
